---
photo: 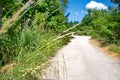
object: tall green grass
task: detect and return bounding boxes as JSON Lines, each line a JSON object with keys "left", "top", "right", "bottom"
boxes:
{"left": 0, "top": 25, "right": 70, "bottom": 79}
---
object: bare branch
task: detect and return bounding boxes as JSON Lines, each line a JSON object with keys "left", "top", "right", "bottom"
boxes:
{"left": 63, "top": 23, "right": 81, "bottom": 33}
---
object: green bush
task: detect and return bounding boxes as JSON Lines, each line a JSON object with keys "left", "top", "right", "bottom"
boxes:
{"left": 0, "top": 26, "right": 70, "bottom": 79}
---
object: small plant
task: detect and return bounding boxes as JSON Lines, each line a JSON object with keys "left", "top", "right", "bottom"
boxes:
{"left": 109, "top": 45, "right": 120, "bottom": 54}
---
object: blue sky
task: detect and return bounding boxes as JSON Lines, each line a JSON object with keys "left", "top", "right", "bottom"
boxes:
{"left": 66, "top": 0, "right": 117, "bottom": 22}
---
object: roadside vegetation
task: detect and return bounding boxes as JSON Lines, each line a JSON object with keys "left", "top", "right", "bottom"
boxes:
{"left": 0, "top": 0, "right": 70, "bottom": 79}
{"left": 0, "top": 0, "right": 120, "bottom": 79}
{"left": 72, "top": 0, "right": 120, "bottom": 55}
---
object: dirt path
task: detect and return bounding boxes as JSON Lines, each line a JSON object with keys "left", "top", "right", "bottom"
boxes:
{"left": 40, "top": 36, "right": 120, "bottom": 80}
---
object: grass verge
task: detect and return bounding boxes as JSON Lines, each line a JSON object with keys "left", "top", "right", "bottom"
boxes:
{"left": 109, "top": 45, "right": 120, "bottom": 55}
{"left": 0, "top": 27, "right": 70, "bottom": 80}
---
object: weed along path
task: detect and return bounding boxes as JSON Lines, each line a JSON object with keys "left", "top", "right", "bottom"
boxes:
{"left": 40, "top": 36, "right": 120, "bottom": 80}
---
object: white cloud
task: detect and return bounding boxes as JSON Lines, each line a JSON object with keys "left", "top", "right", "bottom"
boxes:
{"left": 86, "top": 1, "right": 108, "bottom": 10}
{"left": 75, "top": 11, "right": 79, "bottom": 16}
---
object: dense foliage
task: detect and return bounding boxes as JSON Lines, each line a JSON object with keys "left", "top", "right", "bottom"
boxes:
{"left": 72, "top": 2, "right": 120, "bottom": 54}
{"left": 79, "top": 8, "right": 120, "bottom": 44}
{"left": 0, "top": 0, "right": 69, "bottom": 79}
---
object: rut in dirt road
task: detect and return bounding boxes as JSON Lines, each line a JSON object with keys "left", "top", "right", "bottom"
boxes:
{"left": 40, "top": 36, "right": 120, "bottom": 80}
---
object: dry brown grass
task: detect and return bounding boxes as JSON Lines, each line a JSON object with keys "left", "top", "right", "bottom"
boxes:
{"left": 0, "top": 63, "right": 17, "bottom": 73}
{"left": 90, "top": 38, "right": 120, "bottom": 59}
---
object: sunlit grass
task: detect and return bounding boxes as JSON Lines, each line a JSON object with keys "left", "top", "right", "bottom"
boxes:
{"left": 0, "top": 26, "right": 70, "bottom": 80}
{"left": 109, "top": 44, "right": 120, "bottom": 54}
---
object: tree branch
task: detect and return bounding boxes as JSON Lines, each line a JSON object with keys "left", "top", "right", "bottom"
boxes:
{"left": 0, "top": 0, "right": 34, "bottom": 34}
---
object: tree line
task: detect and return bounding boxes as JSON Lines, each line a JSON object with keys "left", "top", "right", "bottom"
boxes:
{"left": 71, "top": 0, "right": 120, "bottom": 54}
